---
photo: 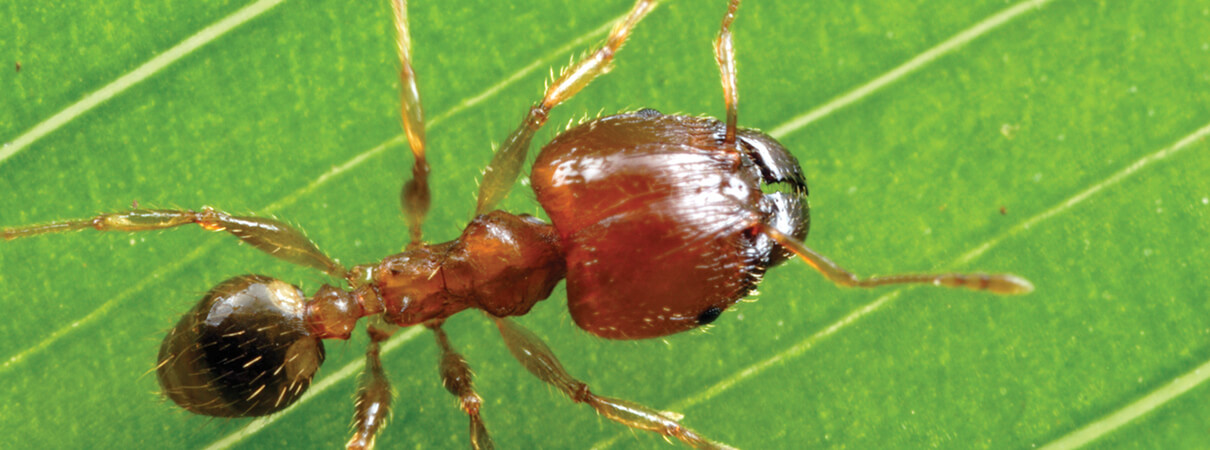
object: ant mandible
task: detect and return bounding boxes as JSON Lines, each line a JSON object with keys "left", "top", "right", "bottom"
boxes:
{"left": 1, "top": 0, "right": 1033, "bottom": 448}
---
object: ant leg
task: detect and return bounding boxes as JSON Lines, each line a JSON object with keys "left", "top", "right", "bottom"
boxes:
{"left": 714, "top": 0, "right": 740, "bottom": 147}
{"left": 758, "top": 224, "right": 1035, "bottom": 295}
{"left": 493, "top": 317, "right": 734, "bottom": 450}
{"left": 474, "top": 0, "right": 659, "bottom": 214}
{"left": 347, "top": 321, "right": 396, "bottom": 450}
{"left": 1, "top": 208, "right": 345, "bottom": 276}
{"left": 390, "top": 0, "right": 430, "bottom": 246}
{"left": 428, "top": 322, "right": 494, "bottom": 450}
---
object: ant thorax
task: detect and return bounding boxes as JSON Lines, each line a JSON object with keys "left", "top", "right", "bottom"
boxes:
{"left": 372, "top": 211, "right": 565, "bottom": 326}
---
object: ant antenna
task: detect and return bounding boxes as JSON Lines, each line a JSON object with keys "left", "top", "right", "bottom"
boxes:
{"left": 758, "top": 224, "right": 1034, "bottom": 295}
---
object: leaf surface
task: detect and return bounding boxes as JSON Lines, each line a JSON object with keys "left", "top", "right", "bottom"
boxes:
{"left": 2, "top": 0, "right": 1208, "bottom": 448}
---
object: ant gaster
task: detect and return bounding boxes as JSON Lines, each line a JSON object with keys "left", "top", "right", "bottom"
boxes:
{"left": 1, "top": 0, "right": 1033, "bottom": 448}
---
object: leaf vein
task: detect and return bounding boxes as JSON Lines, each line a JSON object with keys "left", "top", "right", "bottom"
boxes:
{"left": 0, "top": 0, "right": 287, "bottom": 165}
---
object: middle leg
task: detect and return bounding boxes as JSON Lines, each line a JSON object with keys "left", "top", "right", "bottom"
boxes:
{"left": 428, "top": 321, "right": 494, "bottom": 450}
{"left": 391, "top": 0, "right": 430, "bottom": 247}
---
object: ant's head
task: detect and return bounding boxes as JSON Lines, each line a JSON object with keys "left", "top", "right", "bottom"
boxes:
{"left": 156, "top": 275, "right": 325, "bottom": 417}
{"left": 736, "top": 129, "right": 810, "bottom": 267}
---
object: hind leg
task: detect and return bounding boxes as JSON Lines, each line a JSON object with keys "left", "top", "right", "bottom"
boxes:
{"left": 2, "top": 207, "right": 345, "bottom": 276}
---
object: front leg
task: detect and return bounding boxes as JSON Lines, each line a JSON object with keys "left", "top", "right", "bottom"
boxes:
{"left": 493, "top": 317, "right": 734, "bottom": 449}
{"left": 474, "top": 0, "right": 659, "bottom": 214}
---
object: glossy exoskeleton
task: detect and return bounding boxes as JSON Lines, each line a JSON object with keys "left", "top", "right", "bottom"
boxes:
{"left": 156, "top": 275, "right": 324, "bottom": 417}
{"left": 533, "top": 111, "right": 810, "bottom": 338}
{"left": 2, "top": 0, "right": 1032, "bottom": 448}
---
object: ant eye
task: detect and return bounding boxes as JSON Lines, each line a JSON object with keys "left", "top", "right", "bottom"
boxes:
{"left": 696, "top": 306, "right": 724, "bottom": 325}
{"left": 156, "top": 275, "right": 325, "bottom": 417}
{"left": 635, "top": 107, "right": 662, "bottom": 118}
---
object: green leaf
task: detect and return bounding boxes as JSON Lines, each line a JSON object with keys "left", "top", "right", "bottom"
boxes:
{"left": 2, "top": 0, "right": 1209, "bottom": 448}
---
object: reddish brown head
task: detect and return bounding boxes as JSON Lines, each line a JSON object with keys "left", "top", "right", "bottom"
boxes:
{"left": 532, "top": 110, "right": 809, "bottom": 339}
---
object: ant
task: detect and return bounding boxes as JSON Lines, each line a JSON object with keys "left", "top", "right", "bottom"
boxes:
{"left": 2, "top": 0, "right": 1032, "bottom": 448}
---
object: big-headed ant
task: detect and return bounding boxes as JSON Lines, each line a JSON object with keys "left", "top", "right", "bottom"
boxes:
{"left": 2, "top": 0, "right": 1032, "bottom": 448}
